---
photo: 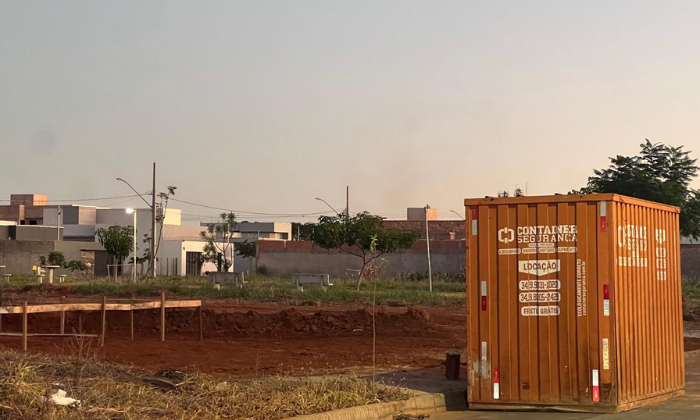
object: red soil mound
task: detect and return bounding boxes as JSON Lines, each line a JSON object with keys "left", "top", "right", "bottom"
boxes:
{"left": 0, "top": 307, "right": 433, "bottom": 338}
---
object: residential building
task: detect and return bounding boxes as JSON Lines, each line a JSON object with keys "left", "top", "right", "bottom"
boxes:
{"left": 384, "top": 208, "right": 464, "bottom": 240}
{"left": 0, "top": 223, "right": 102, "bottom": 276}
{"left": 0, "top": 225, "right": 63, "bottom": 241}
{"left": 407, "top": 207, "right": 438, "bottom": 221}
{"left": 0, "top": 194, "right": 48, "bottom": 225}
{"left": 198, "top": 221, "right": 291, "bottom": 273}
{"left": 42, "top": 205, "right": 96, "bottom": 241}
{"left": 236, "top": 222, "right": 292, "bottom": 240}
{"left": 199, "top": 221, "right": 292, "bottom": 240}
{"left": 384, "top": 219, "right": 464, "bottom": 240}
{"left": 1, "top": 193, "right": 293, "bottom": 276}
{"left": 44, "top": 206, "right": 222, "bottom": 276}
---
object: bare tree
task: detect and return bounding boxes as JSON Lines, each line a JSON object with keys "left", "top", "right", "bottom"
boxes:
{"left": 201, "top": 212, "right": 237, "bottom": 271}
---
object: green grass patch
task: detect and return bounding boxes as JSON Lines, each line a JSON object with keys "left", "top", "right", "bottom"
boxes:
{"left": 683, "top": 281, "right": 700, "bottom": 302}
{"left": 0, "top": 275, "right": 465, "bottom": 306}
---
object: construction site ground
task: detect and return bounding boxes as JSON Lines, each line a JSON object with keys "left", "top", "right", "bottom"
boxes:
{"left": 0, "top": 294, "right": 699, "bottom": 379}
{"left": 0, "top": 298, "right": 466, "bottom": 378}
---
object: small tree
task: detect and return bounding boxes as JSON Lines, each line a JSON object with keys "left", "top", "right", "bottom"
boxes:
{"left": 235, "top": 240, "right": 257, "bottom": 272}
{"left": 96, "top": 226, "right": 134, "bottom": 270}
{"left": 66, "top": 260, "right": 87, "bottom": 275}
{"left": 139, "top": 233, "right": 152, "bottom": 275}
{"left": 201, "top": 212, "right": 237, "bottom": 272}
{"left": 39, "top": 251, "right": 66, "bottom": 267}
{"left": 152, "top": 185, "right": 177, "bottom": 272}
{"left": 311, "top": 212, "right": 421, "bottom": 289}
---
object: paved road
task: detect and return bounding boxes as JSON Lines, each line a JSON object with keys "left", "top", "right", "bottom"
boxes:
{"left": 432, "top": 353, "right": 700, "bottom": 420}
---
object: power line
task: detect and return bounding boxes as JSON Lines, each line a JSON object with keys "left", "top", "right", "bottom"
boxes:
{"left": 181, "top": 213, "right": 335, "bottom": 220}
{"left": 46, "top": 194, "right": 142, "bottom": 202}
{"left": 0, "top": 194, "right": 141, "bottom": 203}
{"left": 180, "top": 214, "right": 332, "bottom": 223}
{"left": 100, "top": 197, "right": 145, "bottom": 207}
{"left": 0, "top": 194, "right": 464, "bottom": 221}
{"left": 169, "top": 197, "right": 335, "bottom": 217}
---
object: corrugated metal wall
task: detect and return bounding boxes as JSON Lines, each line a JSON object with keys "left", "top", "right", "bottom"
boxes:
{"left": 613, "top": 201, "right": 684, "bottom": 404}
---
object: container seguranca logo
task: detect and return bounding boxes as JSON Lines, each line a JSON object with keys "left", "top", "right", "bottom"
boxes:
{"left": 498, "top": 228, "right": 515, "bottom": 243}
{"left": 497, "top": 225, "right": 577, "bottom": 256}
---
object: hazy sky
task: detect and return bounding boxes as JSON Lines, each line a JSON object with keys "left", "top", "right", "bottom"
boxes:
{"left": 2, "top": 1, "right": 700, "bottom": 223}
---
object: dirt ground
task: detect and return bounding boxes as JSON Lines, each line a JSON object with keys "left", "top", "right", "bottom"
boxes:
{"left": 1, "top": 297, "right": 699, "bottom": 378}
{"left": 683, "top": 300, "right": 700, "bottom": 351}
{"left": 0, "top": 300, "right": 466, "bottom": 378}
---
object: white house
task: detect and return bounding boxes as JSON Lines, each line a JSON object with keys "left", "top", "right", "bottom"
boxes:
{"left": 43, "top": 206, "right": 233, "bottom": 276}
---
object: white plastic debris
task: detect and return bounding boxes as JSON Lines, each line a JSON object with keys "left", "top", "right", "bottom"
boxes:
{"left": 42, "top": 389, "right": 81, "bottom": 408}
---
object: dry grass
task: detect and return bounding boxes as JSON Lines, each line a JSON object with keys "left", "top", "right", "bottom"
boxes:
{"left": 0, "top": 349, "right": 406, "bottom": 419}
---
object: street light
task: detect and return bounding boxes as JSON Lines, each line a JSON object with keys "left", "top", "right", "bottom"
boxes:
{"left": 450, "top": 210, "right": 465, "bottom": 220}
{"left": 425, "top": 205, "right": 432, "bottom": 293}
{"left": 315, "top": 197, "right": 341, "bottom": 215}
{"left": 126, "top": 208, "right": 137, "bottom": 284}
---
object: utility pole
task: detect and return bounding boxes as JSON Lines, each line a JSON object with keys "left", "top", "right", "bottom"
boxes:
{"left": 346, "top": 186, "right": 349, "bottom": 217}
{"left": 151, "top": 162, "right": 157, "bottom": 278}
{"left": 133, "top": 209, "right": 137, "bottom": 283}
{"left": 126, "top": 208, "right": 137, "bottom": 283}
{"left": 116, "top": 167, "right": 157, "bottom": 277}
{"left": 56, "top": 205, "right": 61, "bottom": 241}
{"left": 425, "top": 205, "right": 432, "bottom": 293}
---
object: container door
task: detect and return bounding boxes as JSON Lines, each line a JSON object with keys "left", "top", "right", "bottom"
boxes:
{"left": 467, "top": 201, "right": 609, "bottom": 407}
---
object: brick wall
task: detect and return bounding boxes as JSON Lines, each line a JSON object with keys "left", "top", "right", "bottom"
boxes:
{"left": 256, "top": 239, "right": 465, "bottom": 277}
{"left": 257, "top": 240, "right": 699, "bottom": 280}
{"left": 682, "top": 244, "right": 700, "bottom": 281}
{"left": 384, "top": 220, "right": 465, "bottom": 240}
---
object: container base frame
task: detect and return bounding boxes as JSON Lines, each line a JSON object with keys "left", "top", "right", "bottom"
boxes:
{"left": 468, "top": 389, "right": 685, "bottom": 414}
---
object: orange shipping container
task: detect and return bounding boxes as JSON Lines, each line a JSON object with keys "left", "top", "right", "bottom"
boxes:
{"left": 464, "top": 194, "right": 684, "bottom": 413}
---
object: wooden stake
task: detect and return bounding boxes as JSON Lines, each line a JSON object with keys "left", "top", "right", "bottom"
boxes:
{"left": 22, "top": 301, "right": 28, "bottom": 352}
{"left": 100, "top": 296, "right": 107, "bottom": 347}
{"left": 160, "top": 292, "right": 166, "bottom": 342}
{"left": 0, "top": 313, "right": 3, "bottom": 332}
{"left": 198, "top": 306, "right": 203, "bottom": 342}
{"left": 60, "top": 296, "right": 65, "bottom": 335}
{"left": 130, "top": 308, "right": 134, "bottom": 341}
